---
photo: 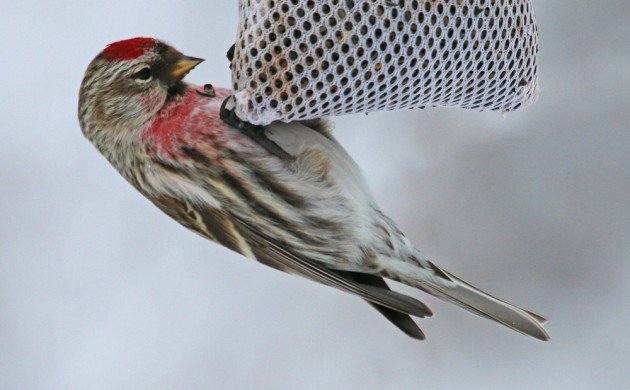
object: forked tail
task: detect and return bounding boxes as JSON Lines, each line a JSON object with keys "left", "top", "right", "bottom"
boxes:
{"left": 382, "top": 258, "right": 550, "bottom": 340}
{"left": 431, "top": 268, "right": 549, "bottom": 340}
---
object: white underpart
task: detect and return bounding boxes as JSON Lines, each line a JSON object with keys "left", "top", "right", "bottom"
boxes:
{"left": 142, "top": 164, "right": 222, "bottom": 209}
{"left": 265, "top": 121, "right": 439, "bottom": 274}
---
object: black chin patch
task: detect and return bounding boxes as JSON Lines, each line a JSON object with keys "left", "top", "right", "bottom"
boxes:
{"left": 167, "top": 81, "right": 187, "bottom": 98}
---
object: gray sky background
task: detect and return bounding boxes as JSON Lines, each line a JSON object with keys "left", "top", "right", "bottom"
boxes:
{"left": 1, "top": 1, "right": 628, "bottom": 389}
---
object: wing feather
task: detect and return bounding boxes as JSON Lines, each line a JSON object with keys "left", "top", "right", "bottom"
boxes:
{"left": 148, "top": 194, "right": 253, "bottom": 258}
{"left": 232, "top": 216, "right": 432, "bottom": 318}
{"left": 337, "top": 271, "right": 428, "bottom": 340}
{"left": 146, "top": 190, "right": 432, "bottom": 336}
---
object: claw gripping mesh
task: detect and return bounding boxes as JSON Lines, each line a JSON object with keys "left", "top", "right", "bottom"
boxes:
{"left": 231, "top": 0, "right": 539, "bottom": 125}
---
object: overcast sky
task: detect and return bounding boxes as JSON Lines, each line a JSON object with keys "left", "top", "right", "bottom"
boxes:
{"left": 1, "top": 1, "right": 628, "bottom": 389}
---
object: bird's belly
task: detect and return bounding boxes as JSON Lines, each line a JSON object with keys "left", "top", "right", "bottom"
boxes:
{"left": 253, "top": 122, "right": 380, "bottom": 266}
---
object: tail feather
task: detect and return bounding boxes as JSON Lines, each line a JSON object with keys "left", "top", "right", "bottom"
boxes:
{"left": 425, "top": 269, "right": 550, "bottom": 341}
{"left": 379, "top": 257, "right": 550, "bottom": 340}
{"left": 523, "top": 309, "right": 548, "bottom": 325}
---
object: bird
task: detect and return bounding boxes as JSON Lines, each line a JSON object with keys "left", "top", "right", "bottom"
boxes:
{"left": 78, "top": 37, "right": 549, "bottom": 341}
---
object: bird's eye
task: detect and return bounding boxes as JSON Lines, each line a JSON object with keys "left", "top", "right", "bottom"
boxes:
{"left": 133, "top": 67, "right": 152, "bottom": 81}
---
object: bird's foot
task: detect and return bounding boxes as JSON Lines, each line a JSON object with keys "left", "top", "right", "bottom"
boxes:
{"left": 196, "top": 84, "right": 216, "bottom": 98}
{"left": 226, "top": 44, "right": 235, "bottom": 70}
{"left": 219, "top": 96, "right": 295, "bottom": 162}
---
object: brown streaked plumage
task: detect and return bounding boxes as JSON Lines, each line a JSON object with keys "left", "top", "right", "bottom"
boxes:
{"left": 78, "top": 38, "right": 549, "bottom": 341}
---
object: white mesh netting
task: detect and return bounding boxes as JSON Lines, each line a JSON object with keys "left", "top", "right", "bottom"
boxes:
{"left": 231, "top": 0, "right": 540, "bottom": 125}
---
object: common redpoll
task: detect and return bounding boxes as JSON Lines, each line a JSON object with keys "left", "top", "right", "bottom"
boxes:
{"left": 78, "top": 37, "right": 549, "bottom": 341}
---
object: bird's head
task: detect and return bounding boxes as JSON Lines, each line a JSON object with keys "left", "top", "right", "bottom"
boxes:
{"left": 78, "top": 37, "right": 203, "bottom": 159}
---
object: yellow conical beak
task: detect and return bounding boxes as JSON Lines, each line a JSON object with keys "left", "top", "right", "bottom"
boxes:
{"left": 170, "top": 56, "right": 204, "bottom": 80}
